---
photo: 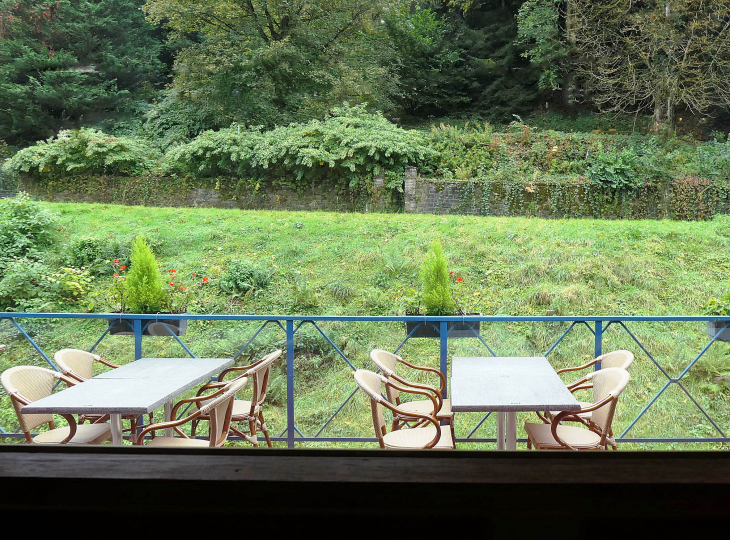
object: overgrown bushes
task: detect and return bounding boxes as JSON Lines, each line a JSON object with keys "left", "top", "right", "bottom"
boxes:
{"left": 0, "top": 192, "right": 57, "bottom": 276}
{"left": 165, "top": 104, "right": 434, "bottom": 193}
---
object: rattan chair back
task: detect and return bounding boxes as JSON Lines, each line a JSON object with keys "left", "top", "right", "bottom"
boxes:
{"left": 586, "top": 367, "right": 630, "bottom": 434}
{"left": 54, "top": 349, "right": 97, "bottom": 380}
{"left": 599, "top": 350, "right": 634, "bottom": 371}
{"left": 354, "top": 369, "right": 388, "bottom": 441}
{"left": 199, "top": 377, "right": 248, "bottom": 446}
{"left": 1, "top": 366, "right": 57, "bottom": 432}
{"left": 242, "top": 349, "right": 282, "bottom": 414}
{"left": 369, "top": 349, "right": 401, "bottom": 403}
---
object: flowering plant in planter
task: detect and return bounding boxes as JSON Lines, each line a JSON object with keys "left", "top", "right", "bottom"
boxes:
{"left": 405, "top": 240, "right": 480, "bottom": 338}
{"left": 105, "top": 235, "right": 209, "bottom": 336}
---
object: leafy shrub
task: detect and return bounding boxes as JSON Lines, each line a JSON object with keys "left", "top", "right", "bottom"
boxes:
{"left": 586, "top": 147, "right": 644, "bottom": 189}
{"left": 125, "top": 235, "right": 168, "bottom": 313}
{"left": 5, "top": 128, "right": 161, "bottom": 180}
{"left": 218, "top": 261, "right": 271, "bottom": 295}
{"left": 65, "top": 236, "right": 130, "bottom": 276}
{"left": 164, "top": 104, "right": 434, "bottom": 191}
{"left": 419, "top": 240, "right": 455, "bottom": 315}
{"left": 0, "top": 259, "right": 92, "bottom": 311}
{"left": 0, "top": 192, "right": 57, "bottom": 275}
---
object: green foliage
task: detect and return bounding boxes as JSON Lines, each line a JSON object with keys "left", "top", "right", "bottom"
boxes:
{"left": 0, "top": 192, "right": 57, "bottom": 276}
{"left": 6, "top": 129, "right": 161, "bottom": 179}
{"left": 515, "top": 0, "right": 568, "bottom": 91}
{"left": 384, "top": 7, "right": 471, "bottom": 116}
{"left": 143, "top": 0, "right": 398, "bottom": 131}
{"left": 65, "top": 236, "right": 130, "bottom": 276}
{"left": 0, "top": 0, "right": 167, "bottom": 145}
{"left": 0, "top": 259, "right": 92, "bottom": 311}
{"left": 586, "top": 147, "right": 643, "bottom": 190}
{"left": 419, "top": 240, "right": 455, "bottom": 315}
{"left": 125, "top": 235, "right": 168, "bottom": 313}
{"left": 218, "top": 261, "right": 271, "bottom": 295}
{"left": 165, "top": 104, "right": 434, "bottom": 190}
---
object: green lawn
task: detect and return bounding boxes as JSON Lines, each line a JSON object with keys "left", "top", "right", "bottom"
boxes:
{"left": 2, "top": 203, "right": 730, "bottom": 449}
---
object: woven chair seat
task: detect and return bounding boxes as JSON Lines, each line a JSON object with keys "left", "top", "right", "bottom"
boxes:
{"left": 383, "top": 424, "right": 454, "bottom": 450}
{"left": 33, "top": 423, "right": 111, "bottom": 445}
{"left": 145, "top": 436, "right": 211, "bottom": 448}
{"left": 396, "top": 398, "right": 451, "bottom": 420}
{"left": 524, "top": 423, "right": 603, "bottom": 450}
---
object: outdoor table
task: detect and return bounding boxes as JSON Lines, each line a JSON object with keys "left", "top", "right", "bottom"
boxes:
{"left": 22, "top": 357, "right": 234, "bottom": 445}
{"left": 450, "top": 356, "right": 581, "bottom": 450}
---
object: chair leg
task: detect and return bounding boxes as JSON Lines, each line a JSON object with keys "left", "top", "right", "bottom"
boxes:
{"left": 248, "top": 419, "right": 259, "bottom": 447}
{"left": 129, "top": 418, "right": 138, "bottom": 445}
{"left": 259, "top": 411, "right": 272, "bottom": 447}
{"left": 190, "top": 419, "right": 198, "bottom": 438}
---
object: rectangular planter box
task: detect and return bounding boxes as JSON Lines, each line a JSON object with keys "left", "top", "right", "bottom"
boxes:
{"left": 708, "top": 321, "right": 730, "bottom": 342}
{"left": 107, "top": 318, "right": 188, "bottom": 336}
{"left": 405, "top": 316, "right": 481, "bottom": 339}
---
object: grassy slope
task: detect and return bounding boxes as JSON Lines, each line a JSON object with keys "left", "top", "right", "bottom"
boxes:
{"left": 2, "top": 203, "right": 730, "bottom": 448}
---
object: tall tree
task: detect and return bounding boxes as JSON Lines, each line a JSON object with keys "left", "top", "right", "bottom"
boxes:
{"left": 0, "top": 0, "right": 167, "bottom": 144}
{"left": 570, "top": 0, "right": 730, "bottom": 132}
{"left": 143, "top": 0, "right": 398, "bottom": 127}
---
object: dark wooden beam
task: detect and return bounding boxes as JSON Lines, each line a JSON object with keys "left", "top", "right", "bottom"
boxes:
{"left": 1, "top": 446, "right": 729, "bottom": 533}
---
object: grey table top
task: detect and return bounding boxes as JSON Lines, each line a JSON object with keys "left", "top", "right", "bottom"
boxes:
{"left": 450, "top": 356, "right": 581, "bottom": 413}
{"left": 22, "top": 357, "right": 233, "bottom": 416}
{"left": 94, "top": 357, "right": 234, "bottom": 380}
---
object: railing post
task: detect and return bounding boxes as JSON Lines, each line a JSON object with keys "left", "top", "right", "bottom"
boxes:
{"left": 594, "top": 320, "right": 603, "bottom": 370}
{"left": 286, "top": 319, "right": 295, "bottom": 448}
{"left": 134, "top": 318, "right": 142, "bottom": 360}
{"left": 440, "top": 321, "right": 448, "bottom": 398}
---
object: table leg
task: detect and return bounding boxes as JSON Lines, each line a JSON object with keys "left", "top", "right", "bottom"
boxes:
{"left": 110, "top": 413, "right": 122, "bottom": 445}
{"left": 506, "top": 412, "right": 517, "bottom": 451}
{"left": 496, "top": 412, "right": 505, "bottom": 450}
{"left": 164, "top": 401, "right": 173, "bottom": 437}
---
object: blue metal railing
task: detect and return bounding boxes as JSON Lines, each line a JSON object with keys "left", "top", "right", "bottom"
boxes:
{"left": 1, "top": 312, "right": 729, "bottom": 447}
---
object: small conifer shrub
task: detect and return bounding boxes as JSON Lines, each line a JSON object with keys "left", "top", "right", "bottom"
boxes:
{"left": 125, "top": 235, "right": 168, "bottom": 313}
{"left": 420, "top": 240, "right": 455, "bottom": 315}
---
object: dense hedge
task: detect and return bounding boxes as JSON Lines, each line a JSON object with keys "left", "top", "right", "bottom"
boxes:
{"left": 6, "top": 109, "right": 730, "bottom": 220}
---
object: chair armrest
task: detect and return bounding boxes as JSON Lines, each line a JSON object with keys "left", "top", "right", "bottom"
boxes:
{"left": 97, "top": 356, "right": 121, "bottom": 369}
{"left": 385, "top": 380, "right": 441, "bottom": 416}
{"left": 58, "top": 414, "right": 79, "bottom": 444}
{"left": 136, "top": 416, "right": 194, "bottom": 444}
{"left": 215, "top": 357, "right": 266, "bottom": 382}
{"left": 552, "top": 395, "right": 615, "bottom": 429}
{"left": 171, "top": 389, "right": 226, "bottom": 419}
{"left": 557, "top": 358, "right": 598, "bottom": 375}
{"left": 378, "top": 399, "right": 442, "bottom": 449}
{"left": 396, "top": 358, "right": 446, "bottom": 394}
{"left": 389, "top": 373, "right": 444, "bottom": 411}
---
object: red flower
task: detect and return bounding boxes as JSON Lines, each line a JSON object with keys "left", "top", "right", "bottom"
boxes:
{"left": 191, "top": 273, "right": 196, "bottom": 277}
{"left": 113, "top": 273, "right": 119, "bottom": 277}
{"left": 169, "top": 282, "right": 174, "bottom": 286}
{"left": 168, "top": 269, "right": 176, "bottom": 274}
{"left": 120, "top": 265, "right": 126, "bottom": 270}
{"left": 456, "top": 277, "right": 463, "bottom": 282}
{"left": 114, "top": 259, "right": 119, "bottom": 264}
{"left": 202, "top": 277, "right": 209, "bottom": 283}
{"left": 180, "top": 286, "right": 186, "bottom": 291}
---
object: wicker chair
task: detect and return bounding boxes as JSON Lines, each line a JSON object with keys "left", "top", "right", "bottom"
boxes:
{"left": 369, "top": 349, "right": 454, "bottom": 438}
{"left": 1, "top": 365, "right": 111, "bottom": 444}
{"left": 354, "top": 369, "right": 454, "bottom": 449}
{"left": 525, "top": 367, "right": 630, "bottom": 451}
{"left": 191, "top": 349, "right": 282, "bottom": 447}
{"left": 135, "top": 377, "right": 247, "bottom": 447}
{"left": 54, "top": 348, "right": 153, "bottom": 443}
{"left": 544, "top": 350, "right": 634, "bottom": 425}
